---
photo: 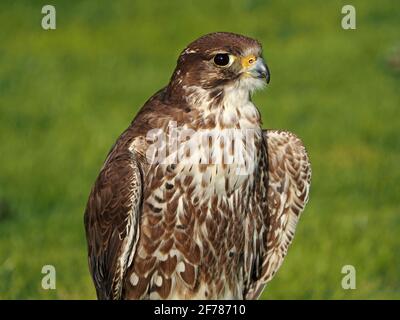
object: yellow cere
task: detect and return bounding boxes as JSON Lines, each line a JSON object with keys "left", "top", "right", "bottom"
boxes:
{"left": 241, "top": 55, "right": 257, "bottom": 68}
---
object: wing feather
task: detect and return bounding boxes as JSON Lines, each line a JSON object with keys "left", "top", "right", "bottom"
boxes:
{"left": 84, "top": 142, "right": 143, "bottom": 300}
{"left": 246, "top": 130, "right": 311, "bottom": 299}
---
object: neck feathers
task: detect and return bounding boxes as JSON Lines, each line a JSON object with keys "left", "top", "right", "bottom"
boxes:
{"left": 183, "top": 84, "right": 262, "bottom": 130}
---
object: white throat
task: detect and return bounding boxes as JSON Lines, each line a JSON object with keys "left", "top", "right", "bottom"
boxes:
{"left": 184, "top": 83, "right": 262, "bottom": 130}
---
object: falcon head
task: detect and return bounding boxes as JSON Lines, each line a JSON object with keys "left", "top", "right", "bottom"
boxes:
{"left": 168, "top": 32, "right": 270, "bottom": 99}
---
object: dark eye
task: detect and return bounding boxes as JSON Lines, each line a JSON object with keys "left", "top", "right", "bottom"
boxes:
{"left": 213, "top": 53, "right": 230, "bottom": 66}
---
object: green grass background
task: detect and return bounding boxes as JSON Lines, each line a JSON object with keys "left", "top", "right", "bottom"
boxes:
{"left": 0, "top": 0, "right": 399, "bottom": 299}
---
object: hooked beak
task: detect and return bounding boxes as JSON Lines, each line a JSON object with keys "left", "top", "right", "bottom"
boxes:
{"left": 241, "top": 55, "right": 270, "bottom": 84}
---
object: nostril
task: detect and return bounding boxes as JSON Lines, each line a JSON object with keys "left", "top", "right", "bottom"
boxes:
{"left": 241, "top": 55, "right": 258, "bottom": 68}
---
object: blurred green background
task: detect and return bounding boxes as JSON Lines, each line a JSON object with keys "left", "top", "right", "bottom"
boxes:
{"left": 0, "top": 0, "right": 399, "bottom": 299}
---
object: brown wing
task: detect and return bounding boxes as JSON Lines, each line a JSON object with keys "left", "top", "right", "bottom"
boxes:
{"left": 84, "top": 142, "right": 143, "bottom": 300}
{"left": 246, "top": 130, "right": 311, "bottom": 299}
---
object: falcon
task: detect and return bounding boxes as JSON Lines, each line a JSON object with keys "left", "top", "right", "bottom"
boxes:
{"left": 84, "top": 32, "right": 311, "bottom": 300}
